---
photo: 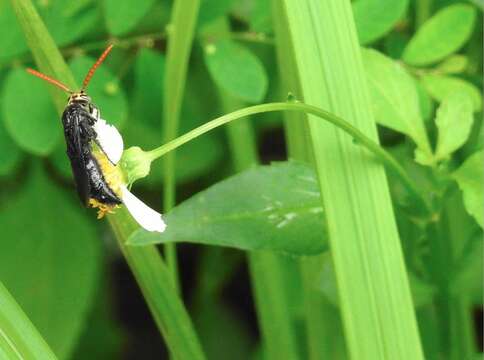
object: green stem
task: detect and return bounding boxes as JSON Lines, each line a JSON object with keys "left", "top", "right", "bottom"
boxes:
{"left": 148, "top": 101, "right": 430, "bottom": 214}
{"left": 162, "top": 0, "right": 201, "bottom": 292}
{"left": 415, "top": 0, "right": 433, "bottom": 28}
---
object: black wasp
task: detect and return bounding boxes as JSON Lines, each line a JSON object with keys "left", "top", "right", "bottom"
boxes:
{"left": 27, "top": 45, "right": 123, "bottom": 215}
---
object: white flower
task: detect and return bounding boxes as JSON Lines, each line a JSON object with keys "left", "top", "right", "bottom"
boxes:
{"left": 93, "top": 117, "right": 166, "bottom": 233}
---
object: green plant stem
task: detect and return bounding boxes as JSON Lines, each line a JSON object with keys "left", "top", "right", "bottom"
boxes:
{"left": 108, "top": 210, "right": 205, "bottom": 360}
{"left": 11, "top": 1, "right": 205, "bottom": 357}
{"left": 162, "top": 0, "right": 200, "bottom": 291}
{"left": 148, "top": 102, "right": 430, "bottom": 214}
{"left": 416, "top": 0, "right": 433, "bottom": 28}
{"left": 0, "top": 282, "right": 57, "bottom": 360}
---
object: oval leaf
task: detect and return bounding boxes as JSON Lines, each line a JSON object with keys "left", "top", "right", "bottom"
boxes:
{"left": 353, "top": 0, "right": 409, "bottom": 45}
{"left": 2, "top": 68, "right": 60, "bottom": 156}
{"left": 0, "top": 163, "right": 101, "bottom": 359}
{"left": 452, "top": 151, "right": 484, "bottom": 228}
{"left": 104, "top": 0, "right": 155, "bottom": 36}
{"left": 0, "top": 117, "right": 22, "bottom": 176}
{"left": 403, "top": 4, "right": 476, "bottom": 66}
{"left": 70, "top": 56, "right": 128, "bottom": 128}
{"left": 420, "top": 74, "right": 482, "bottom": 112}
{"left": 362, "top": 49, "right": 431, "bottom": 155}
{"left": 128, "top": 162, "right": 327, "bottom": 255}
{"left": 204, "top": 40, "right": 268, "bottom": 103}
{"left": 434, "top": 92, "right": 474, "bottom": 162}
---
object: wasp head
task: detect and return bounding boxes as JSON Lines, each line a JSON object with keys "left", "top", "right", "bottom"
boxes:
{"left": 68, "top": 91, "right": 92, "bottom": 107}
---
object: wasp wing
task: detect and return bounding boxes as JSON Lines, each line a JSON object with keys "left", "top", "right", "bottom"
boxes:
{"left": 62, "top": 105, "right": 91, "bottom": 205}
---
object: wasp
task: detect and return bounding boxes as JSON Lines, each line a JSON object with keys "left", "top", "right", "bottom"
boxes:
{"left": 28, "top": 46, "right": 124, "bottom": 214}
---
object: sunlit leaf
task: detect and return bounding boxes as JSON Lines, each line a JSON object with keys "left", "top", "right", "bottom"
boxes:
{"left": 103, "top": 0, "right": 155, "bottom": 35}
{"left": 452, "top": 150, "right": 484, "bottom": 228}
{"left": 434, "top": 92, "right": 474, "bottom": 162}
{"left": 128, "top": 161, "right": 327, "bottom": 255}
{"left": 420, "top": 74, "right": 482, "bottom": 112}
{"left": 204, "top": 39, "right": 268, "bottom": 103}
{"left": 402, "top": 4, "right": 476, "bottom": 66}
{"left": 2, "top": 68, "right": 60, "bottom": 156}
{"left": 434, "top": 55, "right": 468, "bottom": 75}
{"left": 362, "top": 48, "right": 431, "bottom": 155}
{"left": 0, "top": 163, "right": 101, "bottom": 359}
{"left": 70, "top": 56, "right": 128, "bottom": 128}
{"left": 353, "top": 0, "right": 409, "bottom": 45}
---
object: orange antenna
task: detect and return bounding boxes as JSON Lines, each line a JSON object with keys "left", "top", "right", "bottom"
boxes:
{"left": 26, "top": 68, "right": 72, "bottom": 93}
{"left": 82, "top": 44, "right": 113, "bottom": 91}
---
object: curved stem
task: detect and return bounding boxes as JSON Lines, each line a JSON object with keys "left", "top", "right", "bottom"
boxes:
{"left": 147, "top": 101, "right": 431, "bottom": 214}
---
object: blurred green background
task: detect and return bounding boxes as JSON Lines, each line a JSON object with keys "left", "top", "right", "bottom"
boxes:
{"left": 0, "top": 0, "right": 482, "bottom": 359}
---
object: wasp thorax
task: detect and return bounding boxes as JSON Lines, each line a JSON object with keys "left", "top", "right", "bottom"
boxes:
{"left": 68, "top": 92, "right": 92, "bottom": 106}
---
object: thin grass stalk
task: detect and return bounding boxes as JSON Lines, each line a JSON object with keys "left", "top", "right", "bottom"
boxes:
{"left": 0, "top": 282, "right": 57, "bottom": 359}
{"left": 162, "top": 0, "right": 201, "bottom": 289}
{"left": 280, "top": 1, "right": 424, "bottom": 359}
{"left": 10, "top": 1, "right": 205, "bottom": 357}
{"left": 272, "top": 2, "right": 345, "bottom": 358}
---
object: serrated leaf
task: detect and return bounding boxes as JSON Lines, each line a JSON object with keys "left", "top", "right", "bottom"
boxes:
{"left": 70, "top": 56, "right": 128, "bottom": 128}
{"left": 453, "top": 151, "right": 484, "bottom": 228}
{"left": 103, "top": 0, "right": 155, "bottom": 35}
{"left": 0, "top": 116, "right": 22, "bottom": 175}
{"left": 204, "top": 40, "right": 268, "bottom": 103}
{"left": 402, "top": 4, "right": 476, "bottom": 66}
{"left": 2, "top": 68, "right": 60, "bottom": 156}
{"left": 0, "top": 163, "right": 101, "bottom": 359}
{"left": 420, "top": 74, "right": 482, "bottom": 112}
{"left": 362, "top": 48, "right": 431, "bottom": 155}
{"left": 434, "top": 92, "right": 474, "bottom": 162}
{"left": 353, "top": 0, "right": 409, "bottom": 45}
{"left": 128, "top": 162, "right": 327, "bottom": 255}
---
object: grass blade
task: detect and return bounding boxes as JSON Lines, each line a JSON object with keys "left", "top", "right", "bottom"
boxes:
{"left": 0, "top": 281, "right": 56, "bottom": 360}
{"left": 10, "top": 0, "right": 205, "bottom": 358}
{"left": 280, "top": 0, "right": 424, "bottom": 358}
{"left": 162, "top": 0, "right": 201, "bottom": 288}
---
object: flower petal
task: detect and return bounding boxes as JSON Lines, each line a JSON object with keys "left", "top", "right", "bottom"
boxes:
{"left": 121, "top": 186, "right": 166, "bottom": 232}
{"left": 94, "top": 118, "right": 124, "bottom": 164}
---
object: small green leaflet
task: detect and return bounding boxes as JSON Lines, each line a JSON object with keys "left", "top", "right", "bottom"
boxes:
{"left": 421, "top": 74, "right": 482, "bottom": 112}
{"left": 362, "top": 49, "right": 431, "bottom": 158}
{"left": 128, "top": 161, "right": 327, "bottom": 255}
{"left": 403, "top": 4, "right": 476, "bottom": 66}
{"left": 204, "top": 39, "right": 268, "bottom": 103}
{"left": 353, "top": 0, "right": 409, "bottom": 45}
{"left": 103, "top": 0, "right": 155, "bottom": 36}
{"left": 453, "top": 151, "right": 484, "bottom": 228}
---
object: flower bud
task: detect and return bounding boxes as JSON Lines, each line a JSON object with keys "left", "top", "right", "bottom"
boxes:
{"left": 120, "top": 146, "right": 152, "bottom": 186}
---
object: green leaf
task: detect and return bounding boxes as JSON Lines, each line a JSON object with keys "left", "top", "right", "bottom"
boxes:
{"left": 0, "top": 117, "right": 22, "bottom": 176}
{"left": 0, "top": 0, "right": 99, "bottom": 61}
{"left": 103, "top": 0, "right": 155, "bottom": 35}
{"left": 0, "top": 163, "right": 101, "bottom": 359}
{"left": 131, "top": 48, "right": 165, "bottom": 129}
{"left": 250, "top": 0, "right": 272, "bottom": 33}
{"left": 402, "top": 4, "right": 476, "bottom": 66}
{"left": 434, "top": 92, "right": 474, "bottom": 162}
{"left": 2, "top": 68, "right": 61, "bottom": 156}
{"left": 129, "top": 161, "right": 327, "bottom": 255}
{"left": 434, "top": 55, "right": 468, "bottom": 75}
{"left": 70, "top": 56, "right": 128, "bottom": 128}
{"left": 197, "top": 0, "right": 235, "bottom": 27}
{"left": 452, "top": 151, "right": 484, "bottom": 228}
{"left": 362, "top": 48, "right": 431, "bottom": 155}
{"left": 420, "top": 74, "right": 482, "bottom": 112}
{"left": 353, "top": 0, "right": 409, "bottom": 45}
{"left": 204, "top": 40, "right": 268, "bottom": 103}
